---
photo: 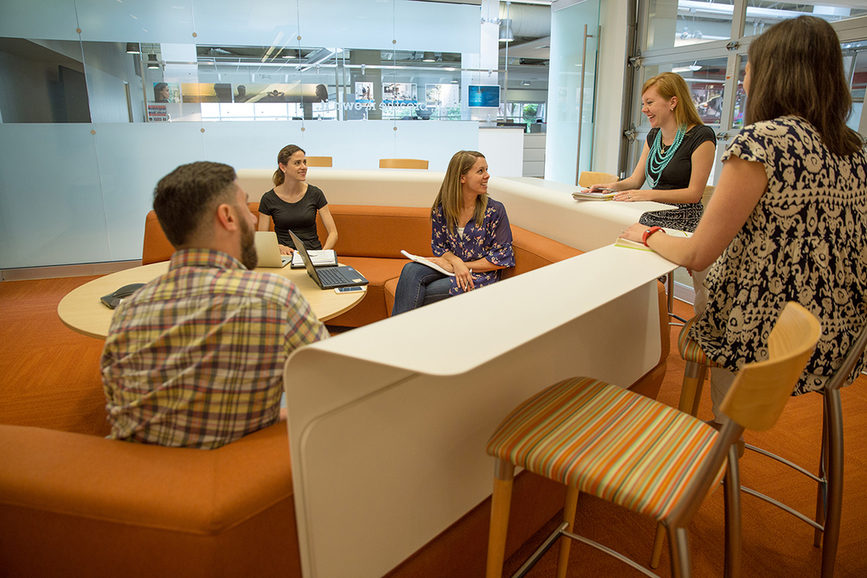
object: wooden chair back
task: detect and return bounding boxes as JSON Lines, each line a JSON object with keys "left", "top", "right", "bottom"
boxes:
{"left": 306, "top": 156, "right": 333, "bottom": 167}
{"left": 667, "top": 302, "right": 820, "bottom": 531}
{"left": 577, "top": 171, "right": 617, "bottom": 188}
{"left": 721, "top": 302, "right": 821, "bottom": 430}
{"left": 379, "top": 158, "right": 429, "bottom": 170}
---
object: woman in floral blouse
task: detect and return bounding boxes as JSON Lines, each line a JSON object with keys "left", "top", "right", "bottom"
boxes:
{"left": 391, "top": 150, "right": 514, "bottom": 315}
{"left": 621, "top": 15, "right": 867, "bottom": 424}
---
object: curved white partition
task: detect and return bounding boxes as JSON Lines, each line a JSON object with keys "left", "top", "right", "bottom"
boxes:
{"left": 269, "top": 169, "right": 680, "bottom": 577}
{"left": 238, "top": 169, "right": 673, "bottom": 253}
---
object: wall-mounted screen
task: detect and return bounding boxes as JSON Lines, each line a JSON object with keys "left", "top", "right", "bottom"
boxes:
{"left": 468, "top": 85, "right": 499, "bottom": 107}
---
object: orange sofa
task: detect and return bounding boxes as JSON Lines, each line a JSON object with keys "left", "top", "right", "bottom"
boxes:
{"left": 0, "top": 204, "right": 669, "bottom": 577}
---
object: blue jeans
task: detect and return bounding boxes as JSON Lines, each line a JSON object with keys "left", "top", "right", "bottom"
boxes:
{"left": 391, "top": 262, "right": 452, "bottom": 315}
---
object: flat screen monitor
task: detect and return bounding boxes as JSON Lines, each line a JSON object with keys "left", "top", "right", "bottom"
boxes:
{"left": 468, "top": 85, "right": 500, "bottom": 108}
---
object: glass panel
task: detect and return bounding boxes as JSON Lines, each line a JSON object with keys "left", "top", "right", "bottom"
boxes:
{"left": 0, "top": 124, "right": 109, "bottom": 267}
{"left": 646, "top": 0, "right": 733, "bottom": 50}
{"left": 639, "top": 58, "right": 729, "bottom": 130}
{"left": 733, "top": 58, "right": 748, "bottom": 129}
{"left": 0, "top": 38, "right": 91, "bottom": 123}
{"left": 843, "top": 40, "right": 867, "bottom": 135}
{"left": 744, "top": 2, "right": 867, "bottom": 36}
{"left": 545, "top": 0, "right": 600, "bottom": 185}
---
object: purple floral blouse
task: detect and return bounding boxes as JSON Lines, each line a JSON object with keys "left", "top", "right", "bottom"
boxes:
{"left": 431, "top": 198, "right": 515, "bottom": 295}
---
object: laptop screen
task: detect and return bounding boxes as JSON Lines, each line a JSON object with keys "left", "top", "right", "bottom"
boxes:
{"left": 287, "top": 229, "right": 324, "bottom": 286}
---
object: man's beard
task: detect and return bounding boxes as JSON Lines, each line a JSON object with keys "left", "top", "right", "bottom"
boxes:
{"left": 239, "top": 215, "right": 258, "bottom": 270}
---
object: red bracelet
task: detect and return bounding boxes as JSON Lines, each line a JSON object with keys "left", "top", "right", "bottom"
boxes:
{"left": 642, "top": 226, "right": 663, "bottom": 246}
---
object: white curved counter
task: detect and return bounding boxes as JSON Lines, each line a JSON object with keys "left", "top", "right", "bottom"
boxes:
{"left": 236, "top": 168, "right": 678, "bottom": 577}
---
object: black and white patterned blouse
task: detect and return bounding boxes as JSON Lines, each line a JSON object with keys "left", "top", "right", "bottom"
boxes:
{"left": 692, "top": 116, "right": 867, "bottom": 395}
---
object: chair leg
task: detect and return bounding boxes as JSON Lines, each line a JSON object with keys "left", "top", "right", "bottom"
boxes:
{"left": 667, "top": 525, "right": 691, "bottom": 578}
{"left": 814, "top": 399, "right": 829, "bottom": 548}
{"left": 821, "top": 388, "right": 844, "bottom": 577}
{"left": 556, "top": 486, "right": 580, "bottom": 578}
{"left": 486, "top": 459, "right": 515, "bottom": 578}
{"left": 723, "top": 445, "right": 742, "bottom": 578}
{"left": 667, "top": 270, "right": 688, "bottom": 325}
{"left": 649, "top": 523, "right": 666, "bottom": 569}
{"left": 678, "top": 360, "right": 707, "bottom": 416}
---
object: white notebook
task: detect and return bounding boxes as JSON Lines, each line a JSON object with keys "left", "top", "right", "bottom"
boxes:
{"left": 400, "top": 250, "right": 455, "bottom": 277}
{"left": 290, "top": 249, "right": 337, "bottom": 268}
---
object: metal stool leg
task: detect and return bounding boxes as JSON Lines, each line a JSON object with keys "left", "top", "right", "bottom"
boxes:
{"left": 667, "top": 270, "right": 688, "bottom": 326}
{"left": 724, "top": 445, "right": 742, "bottom": 578}
{"left": 821, "top": 388, "right": 844, "bottom": 577}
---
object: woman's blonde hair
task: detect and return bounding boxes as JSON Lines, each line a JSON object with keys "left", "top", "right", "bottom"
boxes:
{"left": 433, "top": 150, "right": 487, "bottom": 233}
{"left": 642, "top": 72, "right": 703, "bottom": 128}
{"left": 272, "top": 144, "right": 305, "bottom": 186}
{"left": 746, "top": 15, "right": 863, "bottom": 156}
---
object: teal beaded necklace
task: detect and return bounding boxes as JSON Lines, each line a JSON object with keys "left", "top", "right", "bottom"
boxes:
{"left": 645, "top": 125, "right": 686, "bottom": 188}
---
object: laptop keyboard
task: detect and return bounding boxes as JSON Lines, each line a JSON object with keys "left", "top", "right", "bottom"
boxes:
{"left": 318, "top": 267, "right": 352, "bottom": 285}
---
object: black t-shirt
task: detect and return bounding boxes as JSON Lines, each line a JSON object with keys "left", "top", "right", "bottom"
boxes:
{"left": 645, "top": 124, "right": 716, "bottom": 190}
{"left": 258, "top": 185, "right": 327, "bottom": 250}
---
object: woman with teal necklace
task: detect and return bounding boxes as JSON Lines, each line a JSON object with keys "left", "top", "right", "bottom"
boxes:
{"left": 590, "top": 72, "right": 715, "bottom": 232}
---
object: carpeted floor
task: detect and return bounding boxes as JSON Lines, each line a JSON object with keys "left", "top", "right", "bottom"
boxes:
{"left": 2, "top": 279, "right": 865, "bottom": 576}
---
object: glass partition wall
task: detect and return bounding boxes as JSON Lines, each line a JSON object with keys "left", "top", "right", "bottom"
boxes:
{"left": 629, "top": 0, "right": 867, "bottom": 300}
{"left": 0, "top": 0, "right": 552, "bottom": 269}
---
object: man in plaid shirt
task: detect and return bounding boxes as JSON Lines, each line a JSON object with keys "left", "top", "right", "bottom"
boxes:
{"left": 101, "top": 161, "right": 329, "bottom": 449}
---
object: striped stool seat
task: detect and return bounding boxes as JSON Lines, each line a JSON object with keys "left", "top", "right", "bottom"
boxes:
{"left": 486, "top": 376, "right": 720, "bottom": 521}
{"left": 678, "top": 317, "right": 712, "bottom": 366}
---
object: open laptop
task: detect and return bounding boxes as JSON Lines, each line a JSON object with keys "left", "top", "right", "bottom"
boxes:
{"left": 288, "top": 229, "right": 368, "bottom": 289}
{"left": 254, "top": 231, "right": 292, "bottom": 268}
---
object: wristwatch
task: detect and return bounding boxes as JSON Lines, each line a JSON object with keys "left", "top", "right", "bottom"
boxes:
{"left": 642, "top": 226, "right": 663, "bottom": 246}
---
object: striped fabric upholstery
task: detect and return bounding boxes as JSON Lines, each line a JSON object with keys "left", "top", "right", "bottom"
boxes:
{"left": 678, "top": 317, "right": 711, "bottom": 365}
{"left": 486, "top": 377, "right": 720, "bottom": 521}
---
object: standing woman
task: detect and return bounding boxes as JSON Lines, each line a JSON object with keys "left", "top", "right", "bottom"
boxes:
{"left": 593, "top": 72, "right": 715, "bottom": 232}
{"left": 258, "top": 144, "right": 338, "bottom": 254}
{"left": 391, "top": 150, "right": 514, "bottom": 315}
{"left": 621, "top": 16, "right": 867, "bottom": 423}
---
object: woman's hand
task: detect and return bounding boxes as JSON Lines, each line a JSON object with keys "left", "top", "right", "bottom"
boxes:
{"left": 451, "top": 261, "right": 474, "bottom": 291}
{"left": 613, "top": 189, "right": 649, "bottom": 202}
{"left": 278, "top": 244, "right": 294, "bottom": 255}
{"left": 621, "top": 223, "right": 650, "bottom": 243}
{"left": 588, "top": 182, "right": 616, "bottom": 192}
{"left": 428, "top": 256, "right": 454, "bottom": 272}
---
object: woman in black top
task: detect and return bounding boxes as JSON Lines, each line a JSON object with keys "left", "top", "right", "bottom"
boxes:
{"left": 591, "top": 72, "right": 715, "bottom": 232}
{"left": 257, "top": 144, "right": 338, "bottom": 254}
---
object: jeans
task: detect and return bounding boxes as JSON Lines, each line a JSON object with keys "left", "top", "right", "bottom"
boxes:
{"left": 391, "top": 262, "right": 452, "bottom": 315}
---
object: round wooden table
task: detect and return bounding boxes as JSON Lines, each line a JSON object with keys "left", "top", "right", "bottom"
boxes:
{"left": 57, "top": 261, "right": 366, "bottom": 339}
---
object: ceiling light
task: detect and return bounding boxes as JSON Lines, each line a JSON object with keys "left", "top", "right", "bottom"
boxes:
{"left": 671, "top": 62, "right": 702, "bottom": 73}
{"left": 147, "top": 54, "right": 159, "bottom": 69}
{"left": 521, "top": 81, "right": 531, "bottom": 86}
{"left": 126, "top": 43, "right": 141, "bottom": 54}
{"left": 422, "top": 52, "right": 435, "bottom": 62}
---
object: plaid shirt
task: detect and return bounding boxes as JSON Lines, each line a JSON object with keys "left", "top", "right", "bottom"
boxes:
{"left": 101, "top": 248, "right": 328, "bottom": 449}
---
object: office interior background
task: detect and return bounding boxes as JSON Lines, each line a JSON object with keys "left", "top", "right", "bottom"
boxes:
{"left": 1, "top": 0, "right": 866, "bottom": 275}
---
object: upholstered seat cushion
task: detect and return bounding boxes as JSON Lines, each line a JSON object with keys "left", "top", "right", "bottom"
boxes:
{"left": 678, "top": 317, "right": 712, "bottom": 365}
{"left": 486, "top": 377, "right": 719, "bottom": 520}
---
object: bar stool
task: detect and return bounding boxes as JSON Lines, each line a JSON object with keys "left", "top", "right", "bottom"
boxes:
{"left": 306, "top": 155, "right": 333, "bottom": 167}
{"left": 484, "top": 303, "right": 820, "bottom": 578}
{"left": 655, "top": 314, "right": 867, "bottom": 576}
{"left": 379, "top": 158, "right": 429, "bottom": 169}
{"left": 577, "top": 171, "right": 617, "bottom": 188}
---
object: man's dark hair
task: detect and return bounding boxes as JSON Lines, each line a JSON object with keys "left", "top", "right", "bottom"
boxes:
{"left": 153, "top": 161, "right": 238, "bottom": 247}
